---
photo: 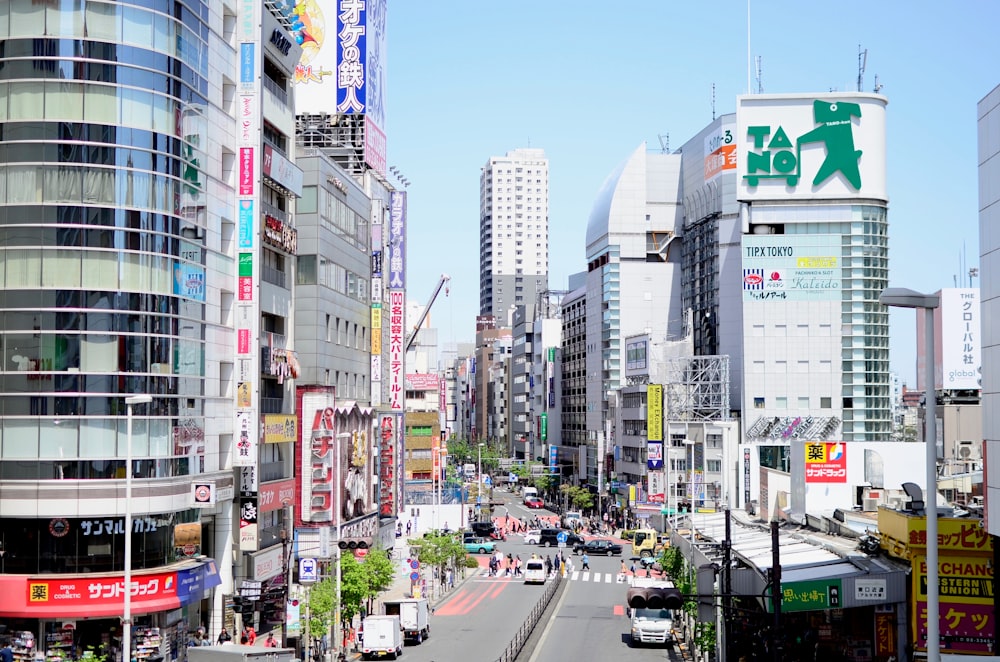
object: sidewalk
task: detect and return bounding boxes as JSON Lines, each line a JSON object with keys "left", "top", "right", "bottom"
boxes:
{"left": 337, "top": 536, "right": 480, "bottom": 660}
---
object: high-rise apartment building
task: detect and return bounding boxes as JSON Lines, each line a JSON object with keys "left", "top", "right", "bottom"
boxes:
{"left": 479, "top": 148, "right": 549, "bottom": 316}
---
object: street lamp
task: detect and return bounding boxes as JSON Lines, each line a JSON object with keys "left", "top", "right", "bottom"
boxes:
{"left": 477, "top": 443, "right": 484, "bottom": 521}
{"left": 123, "top": 394, "right": 152, "bottom": 662}
{"left": 879, "top": 286, "right": 941, "bottom": 662}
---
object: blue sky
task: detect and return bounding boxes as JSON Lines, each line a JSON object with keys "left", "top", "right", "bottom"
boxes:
{"left": 383, "top": 1, "right": 999, "bottom": 386}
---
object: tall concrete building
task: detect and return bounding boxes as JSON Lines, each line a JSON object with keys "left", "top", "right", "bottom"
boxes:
{"left": 0, "top": 0, "right": 303, "bottom": 647}
{"left": 979, "top": 83, "right": 1000, "bottom": 541}
{"left": 584, "top": 144, "right": 685, "bottom": 485}
{"left": 479, "top": 148, "right": 549, "bottom": 316}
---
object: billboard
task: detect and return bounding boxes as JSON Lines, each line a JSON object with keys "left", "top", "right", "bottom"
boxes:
{"left": 290, "top": 0, "right": 387, "bottom": 176}
{"left": 301, "top": 391, "right": 336, "bottom": 523}
{"left": 742, "top": 234, "right": 842, "bottom": 302}
{"left": 646, "top": 384, "right": 662, "bottom": 441}
{"left": 938, "top": 288, "right": 981, "bottom": 390}
{"left": 804, "top": 441, "right": 847, "bottom": 483}
{"left": 736, "top": 94, "right": 887, "bottom": 203}
{"left": 704, "top": 120, "right": 736, "bottom": 183}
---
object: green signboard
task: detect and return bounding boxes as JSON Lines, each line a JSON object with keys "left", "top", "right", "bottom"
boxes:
{"left": 768, "top": 578, "right": 842, "bottom": 613}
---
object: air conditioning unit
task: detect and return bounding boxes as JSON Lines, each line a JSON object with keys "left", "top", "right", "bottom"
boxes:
{"left": 862, "top": 498, "right": 880, "bottom": 512}
{"left": 957, "top": 441, "right": 979, "bottom": 460}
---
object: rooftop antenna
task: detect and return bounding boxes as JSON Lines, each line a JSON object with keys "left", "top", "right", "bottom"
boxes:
{"left": 657, "top": 134, "right": 670, "bottom": 153}
{"left": 873, "top": 74, "right": 884, "bottom": 94}
{"left": 857, "top": 45, "right": 867, "bottom": 92}
{"left": 711, "top": 83, "right": 716, "bottom": 121}
{"left": 755, "top": 56, "right": 763, "bottom": 94}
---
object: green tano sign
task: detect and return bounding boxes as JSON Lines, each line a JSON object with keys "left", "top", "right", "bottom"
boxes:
{"left": 768, "top": 578, "right": 842, "bottom": 613}
{"left": 745, "top": 100, "right": 863, "bottom": 190}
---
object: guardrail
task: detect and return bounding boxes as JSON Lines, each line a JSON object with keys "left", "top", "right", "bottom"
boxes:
{"left": 494, "top": 571, "right": 563, "bottom": 662}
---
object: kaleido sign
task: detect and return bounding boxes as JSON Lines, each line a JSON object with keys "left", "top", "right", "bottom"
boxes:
{"left": 736, "top": 94, "right": 887, "bottom": 203}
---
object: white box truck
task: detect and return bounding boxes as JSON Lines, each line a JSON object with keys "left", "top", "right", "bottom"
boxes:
{"left": 383, "top": 597, "right": 430, "bottom": 644}
{"left": 626, "top": 577, "right": 679, "bottom": 647}
{"left": 360, "top": 614, "right": 403, "bottom": 660}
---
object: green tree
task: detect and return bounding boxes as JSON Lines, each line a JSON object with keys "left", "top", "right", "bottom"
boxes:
{"left": 446, "top": 437, "right": 473, "bottom": 466}
{"left": 559, "top": 484, "right": 594, "bottom": 510}
{"left": 360, "top": 547, "right": 395, "bottom": 614}
{"left": 338, "top": 553, "right": 367, "bottom": 625}
{"left": 408, "top": 532, "right": 467, "bottom": 591}
{"left": 306, "top": 577, "right": 335, "bottom": 646}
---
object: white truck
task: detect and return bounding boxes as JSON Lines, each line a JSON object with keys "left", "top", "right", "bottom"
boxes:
{"left": 383, "top": 597, "right": 430, "bottom": 644}
{"left": 626, "top": 576, "right": 678, "bottom": 647}
{"left": 360, "top": 614, "right": 403, "bottom": 660}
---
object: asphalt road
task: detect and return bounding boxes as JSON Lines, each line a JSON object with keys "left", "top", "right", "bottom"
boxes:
{"left": 392, "top": 536, "right": 553, "bottom": 662}
{"left": 526, "top": 550, "right": 686, "bottom": 662}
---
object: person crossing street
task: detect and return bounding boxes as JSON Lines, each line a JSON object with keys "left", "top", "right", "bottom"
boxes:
{"left": 581, "top": 553, "right": 590, "bottom": 571}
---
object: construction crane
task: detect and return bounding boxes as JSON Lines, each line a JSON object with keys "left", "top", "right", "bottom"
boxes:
{"left": 405, "top": 273, "right": 450, "bottom": 352}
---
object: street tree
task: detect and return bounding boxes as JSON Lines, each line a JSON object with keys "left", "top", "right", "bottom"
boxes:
{"left": 360, "top": 546, "right": 395, "bottom": 614}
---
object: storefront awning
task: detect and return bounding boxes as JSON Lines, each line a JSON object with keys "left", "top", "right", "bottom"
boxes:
{"left": 0, "top": 558, "right": 220, "bottom": 618}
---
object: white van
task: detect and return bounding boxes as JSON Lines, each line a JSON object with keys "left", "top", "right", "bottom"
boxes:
{"left": 524, "top": 559, "right": 546, "bottom": 585}
{"left": 522, "top": 486, "right": 538, "bottom": 501}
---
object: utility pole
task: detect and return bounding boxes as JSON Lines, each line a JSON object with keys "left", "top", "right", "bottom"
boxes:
{"left": 770, "top": 521, "right": 782, "bottom": 662}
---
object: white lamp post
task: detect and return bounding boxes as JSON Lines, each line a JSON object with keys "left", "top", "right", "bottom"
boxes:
{"left": 123, "top": 394, "right": 152, "bottom": 662}
{"left": 880, "top": 287, "right": 940, "bottom": 662}
{"left": 477, "top": 443, "right": 484, "bottom": 521}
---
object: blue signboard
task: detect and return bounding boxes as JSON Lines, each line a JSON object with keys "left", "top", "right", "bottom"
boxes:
{"left": 240, "top": 43, "right": 255, "bottom": 86}
{"left": 176, "top": 560, "right": 221, "bottom": 605}
{"left": 336, "top": 0, "right": 367, "bottom": 114}
{"left": 238, "top": 199, "right": 254, "bottom": 248}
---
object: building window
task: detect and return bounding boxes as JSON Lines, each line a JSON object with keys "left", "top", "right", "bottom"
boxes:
{"left": 754, "top": 397, "right": 765, "bottom": 409}
{"left": 820, "top": 397, "right": 832, "bottom": 409}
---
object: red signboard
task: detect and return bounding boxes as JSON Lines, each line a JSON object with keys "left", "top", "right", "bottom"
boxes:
{"left": 804, "top": 442, "right": 847, "bottom": 483}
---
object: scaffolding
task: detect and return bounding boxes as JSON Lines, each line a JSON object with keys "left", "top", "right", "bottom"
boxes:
{"left": 295, "top": 113, "right": 369, "bottom": 177}
{"left": 664, "top": 355, "right": 730, "bottom": 422}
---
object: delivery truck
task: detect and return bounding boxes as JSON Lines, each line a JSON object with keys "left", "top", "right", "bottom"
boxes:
{"left": 187, "top": 645, "right": 296, "bottom": 662}
{"left": 383, "top": 597, "right": 430, "bottom": 644}
{"left": 360, "top": 614, "right": 403, "bottom": 660}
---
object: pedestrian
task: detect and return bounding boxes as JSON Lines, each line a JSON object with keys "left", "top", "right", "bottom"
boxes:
{"left": 217, "top": 629, "right": 232, "bottom": 645}
{"left": 264, "top": 633, "right": 278, "bottom": 648}
{"left": 406, "top": 521, "right": 412, "bottom": 536}
{"left": 1, "top": 638, "right": 15, "bottom": 662}
{"left": 514, "top": 555, "right": 522, "bottom": 577}
{"left": 620, "top": 560, "right": 628, "bottom": 576}
{"left": 582, "top": 553, "right": 590, "bottom": 571}
{"left": 545, "top": 555, "right": 553, "bottom": 576}
{"left": 629, "top": 561, "right": 635, "bottom": 574}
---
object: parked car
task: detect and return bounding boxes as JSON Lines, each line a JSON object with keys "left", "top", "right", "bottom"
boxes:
{"left": 537, "top": 528, "right": 584, "bottom": 548}
{"left": 523, "top": 529, "right": 542, "bottom": 544}
{"left": 463, "top": 537, "right": 497, "bottom": 554}
{"left": 524, "top": 496, "right": 545, "bottom": 509}
{"left": 573, "top": 539, "right": 623, "bottom": 556}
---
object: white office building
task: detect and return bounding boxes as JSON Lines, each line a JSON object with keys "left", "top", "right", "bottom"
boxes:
{"left": 479, "top": 148, "right": 549, "bottom": 316}
{"left": 979, "top": 83, "right": 1000, "bottom": 539}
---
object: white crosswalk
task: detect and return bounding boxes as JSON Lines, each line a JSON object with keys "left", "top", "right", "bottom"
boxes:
{"left": 477, "top": 571, "right": 627, "bottom": 584}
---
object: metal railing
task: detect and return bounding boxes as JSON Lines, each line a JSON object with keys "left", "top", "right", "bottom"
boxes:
{"left": 494, "top": 570, "right": 563, "bottom": 662}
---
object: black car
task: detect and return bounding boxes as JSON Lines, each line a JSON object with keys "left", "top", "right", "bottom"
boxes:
{"left": 537, "top": 528, "right": 584, "bottom": 548}
{"left": 573, "top": 539, "right": 623, "bottom": 556}
{"left": 471, "top": 521, "right": 504, "bottom": 539}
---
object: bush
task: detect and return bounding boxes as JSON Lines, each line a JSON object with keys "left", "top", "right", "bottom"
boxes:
{"left": 464, "top": 555, "right": 480, "bottom": 569}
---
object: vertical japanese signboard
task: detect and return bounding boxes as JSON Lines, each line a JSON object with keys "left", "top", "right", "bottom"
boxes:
{"left": 388, "top": 191, "right": 406, "bottom": 411}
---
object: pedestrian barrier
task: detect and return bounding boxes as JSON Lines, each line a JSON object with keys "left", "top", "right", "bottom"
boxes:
{"left": 493, "top": 570, "right": 563, "bottom": 662}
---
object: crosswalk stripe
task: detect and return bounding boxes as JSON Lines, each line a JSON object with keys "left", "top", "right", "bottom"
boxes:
{"left": 605, "top": 573, "right": 612, "bottom": 583}
{"left": 571, "top": 571, "right": 579, "bottom": 581}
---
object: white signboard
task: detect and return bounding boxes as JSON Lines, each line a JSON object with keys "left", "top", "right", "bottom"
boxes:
{"left": 299, "top": 557, "right": 318, "bottom": 583}
{"left": 939, "top": 288, "right": 981, "bottom": 390}
{"left": 855, "top": 578, "right": 887, "bottom": 601}
{"left": 736, "top": 93, "right": 887, "bottom": 203}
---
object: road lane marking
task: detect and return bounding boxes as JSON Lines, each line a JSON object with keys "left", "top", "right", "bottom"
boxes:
{"left": 571, "top": 571, "right": 579, "bottom": 581}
